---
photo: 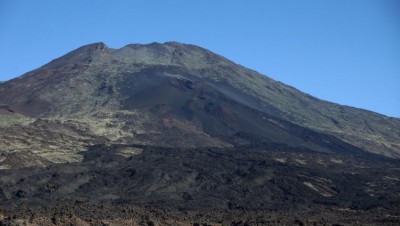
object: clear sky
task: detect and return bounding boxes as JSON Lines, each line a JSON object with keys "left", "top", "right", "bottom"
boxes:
{"left": 0, "top": 0, "right": 399, "bottom": 117}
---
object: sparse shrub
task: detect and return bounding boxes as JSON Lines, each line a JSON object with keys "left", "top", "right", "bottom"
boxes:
{"left": 147, "top": 220, "right": 156, "bottom": 226}
{"left": 294, "top": 219, "right": 304, "bottom": 226}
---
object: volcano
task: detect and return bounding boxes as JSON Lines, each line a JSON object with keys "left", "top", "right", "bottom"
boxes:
{"left": 0, "top": 42, "right": 399, "bottom": 225}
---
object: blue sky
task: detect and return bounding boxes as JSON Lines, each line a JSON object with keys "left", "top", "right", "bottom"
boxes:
{"left": 0, "top": 0, "right": 399, "bottom": 117}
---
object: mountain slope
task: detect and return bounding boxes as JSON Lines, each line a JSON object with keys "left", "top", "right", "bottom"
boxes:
{"left": 1, "top": 42, "right": 400, "bottom": 225}
{"left": 0, "top": 42, "right": 399, "bottom": 170}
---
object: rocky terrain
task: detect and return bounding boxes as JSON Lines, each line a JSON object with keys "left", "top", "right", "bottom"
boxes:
{"left": 1, "top": 146, "right": 400, "bottom": 225}
{"left": 1, "top": 204, "right": 400, "bottom": 226}
{"left": 0, "top": 42, "right": 399, "bottom": 225}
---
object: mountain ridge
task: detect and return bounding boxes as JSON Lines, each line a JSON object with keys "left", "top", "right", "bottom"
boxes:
{"left": 0, "top": 42, "right": 399, "bottom": 169}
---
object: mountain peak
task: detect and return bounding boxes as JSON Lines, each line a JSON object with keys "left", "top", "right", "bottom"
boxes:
{"left": 40, "top": 41, "right": 234, "bottom": 71}
{"left": 44, "top": 42, "right": 110, "bottom": 68}
{"left": 80, "top": 41, "right": 108, "bottom": 49}
{"left": 63, "top": 42, "right": 110, "bottom": 56}
{"left": 97, "top": 41, "right": 232, "bottom": 69}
